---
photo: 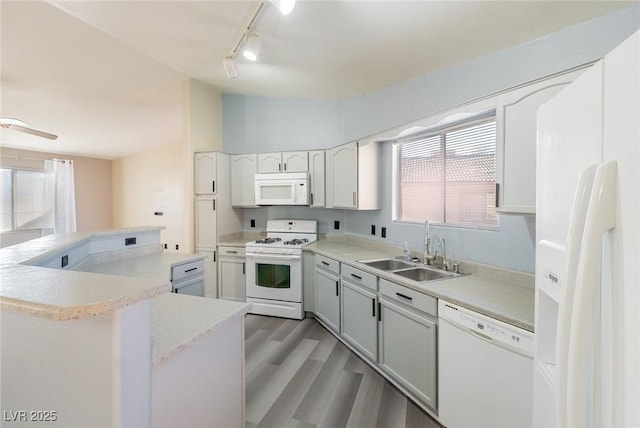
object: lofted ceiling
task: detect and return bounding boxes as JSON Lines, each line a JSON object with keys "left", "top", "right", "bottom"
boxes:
{"left": 0, "top": 1, "right": 632, "bottom": 159}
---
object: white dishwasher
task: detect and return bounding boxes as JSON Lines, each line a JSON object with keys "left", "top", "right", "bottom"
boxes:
{"left": 438, "top": 300, "right": 534, "bottom": 428}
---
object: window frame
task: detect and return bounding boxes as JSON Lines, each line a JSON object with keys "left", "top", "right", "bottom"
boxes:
{"left": 1, "top": 165, "right": 52, "bottom": 234}
{"left": 392, "top": 114, "right": 499, "bottom": 230}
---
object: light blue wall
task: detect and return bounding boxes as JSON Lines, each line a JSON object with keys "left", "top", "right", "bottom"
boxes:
{"left": 222, "top": 96, "right": 344, "bottom": 153}
{"left": 223, "top": 6, "right": 640, "bottom": 273}
{"left": 343, "top": 5, "right": 640, "bottom": 140}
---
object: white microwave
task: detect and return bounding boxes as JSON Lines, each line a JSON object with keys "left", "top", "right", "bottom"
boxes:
{"left": 254, "top": 173, "right": 309, "bottom": 206}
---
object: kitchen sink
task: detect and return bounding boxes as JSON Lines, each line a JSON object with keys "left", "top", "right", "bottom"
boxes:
{"left": 393, "top": 267, "right": 459, "bottom": 282}
{"left": 358, "top": 258, "right": 416, "bottom": 271}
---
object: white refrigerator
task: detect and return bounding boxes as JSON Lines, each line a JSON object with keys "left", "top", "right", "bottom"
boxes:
{"left": 533, "top": 30, "right": 639, "bottom": 427}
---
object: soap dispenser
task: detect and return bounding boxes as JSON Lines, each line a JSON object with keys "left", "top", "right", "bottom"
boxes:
{"left": 402, "top": 242, "right": 411, "bottom": 261}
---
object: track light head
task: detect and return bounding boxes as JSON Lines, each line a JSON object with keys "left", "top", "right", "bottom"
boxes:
{"left": 223, "top": 56, "right": 238, "bottom": 79}
{"left": 243, "top": 34, "right": 261, "bottom": 62}
{"left": 271, "top": 0, "right": 296, "bottom": 15}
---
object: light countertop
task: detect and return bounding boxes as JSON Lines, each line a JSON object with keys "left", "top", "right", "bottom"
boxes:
{"left": 0, "top": 263, "right": 170, "bottom": 321}
{"left": 304, "top": 238, "right": 535, "bottom": 332}
{"left": 1, "top": 226, "right": 164, "bottom": 265}
{"left": 218, "top": 232, "right": 266, "bottom": 247}
{"left": 0, "top": 227, "right": 183, "bottom": 321}
{"left": 74, "top": 252, "right": 205, "bottom": 281}
{"left": 150, "top": 293, "right": 251, "bottom": 367}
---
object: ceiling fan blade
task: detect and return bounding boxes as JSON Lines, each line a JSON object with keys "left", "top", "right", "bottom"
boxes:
{"left": 0, "top": 117, "right": 32, "bottom": 127}
{"left": 9, "top": 124, "right": 58, "bottom": 140}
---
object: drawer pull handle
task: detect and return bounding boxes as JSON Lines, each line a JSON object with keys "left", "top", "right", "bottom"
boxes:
{"left": 396, "top": 292, "right": 413, "bottom": 301}
{"left": 227, "top": 250, "right": 238, "bottom": 254}
{"left": 185, "top": 267, "right": 198, "bottom": 273}
{"left": 351, "top": 273, "right": 362, "bottom": 280}
{"left": 321, "top": 261, "right": 330, "bottom": 266}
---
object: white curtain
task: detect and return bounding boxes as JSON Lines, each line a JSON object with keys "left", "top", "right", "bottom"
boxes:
{"left": 44, "top": 159, "right": 77, "bottom": 233}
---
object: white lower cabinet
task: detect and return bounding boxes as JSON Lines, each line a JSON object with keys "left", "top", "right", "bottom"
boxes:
{"left": 217, "top": 246, "right": 246, "bottom": 302}
{"left": 315, "top": 255, "right": 340, "bottom": 332}
{"left": 340, "top": 279, "right": 377, "bottom": 360}
{"left": 311, "top": 258, "right": 439, "bottom": 413}
{"left": 378, "top": 280, "right": 438, "bottom": 411}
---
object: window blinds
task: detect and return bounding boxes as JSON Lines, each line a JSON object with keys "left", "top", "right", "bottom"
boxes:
{"left": 398, "top": 119, "right": 498, "bottom": 228}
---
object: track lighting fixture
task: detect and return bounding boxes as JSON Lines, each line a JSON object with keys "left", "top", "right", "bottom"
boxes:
{"left": 243, "top": 34, "right": 261, "bottom": 61}
{"left": 222, "top": 0, "right": 296, "bottom": 79}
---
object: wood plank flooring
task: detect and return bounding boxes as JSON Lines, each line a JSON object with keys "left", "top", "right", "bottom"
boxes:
{"left": 245, "top": 314, "right": 442, "bottom": 428}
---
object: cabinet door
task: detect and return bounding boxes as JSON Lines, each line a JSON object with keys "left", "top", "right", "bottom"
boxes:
{"left": 195, "top": 152, "right": 217, "bottom": 195}
{"left": 496, "top": 69, "right": 585, "bottom": 214}
{"left": 257, "top": 153, "right": 282, "bottom": 173}
{"left": 308, "top": 150, "right": 325, "bottom": 207}
{"left": 326, "top": 142, "right": 357, "bottom": 208}
{"left": 231, "top": 154, "right": 257, "bottom": 206}
{"left": 341, "top": 279, "right": 377, "bottom": 360}
{"left": 315, "top": 268, "right": 340, "bottom": 332}
{"left": 218, "top": 257, "right": 246, "bottom": 302}
{"left": 379, "top": 298, "right": 437, "bottom": 410}
{"left": 195, "top": 197, "right": 217, "bottom": 248}
{"left": 282, "top": 151, "right": 308, "bottom": 172}
{"left": 197, "top": 248, "right": 217, "bottom": 298}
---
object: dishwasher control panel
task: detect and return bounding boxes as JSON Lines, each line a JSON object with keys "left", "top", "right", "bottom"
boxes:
{"left": 439, "top": 300, "right": 534, "bottom": 357}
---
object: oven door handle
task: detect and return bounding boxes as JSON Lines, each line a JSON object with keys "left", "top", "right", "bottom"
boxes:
{"left": 246, "top": 253, "right": 301, "bottom": 261}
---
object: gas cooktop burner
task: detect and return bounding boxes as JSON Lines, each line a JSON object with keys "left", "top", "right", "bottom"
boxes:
{"left": 283, "top": 238, "right": 309, "bottom": 246}
{"left": 254, "top": 237, "right": 282, "bottom": 244}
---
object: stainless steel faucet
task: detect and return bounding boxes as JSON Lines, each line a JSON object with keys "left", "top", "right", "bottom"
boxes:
{"left": 423, "top": 221, "right": 437, "bottom": 265}
{"left": 440, "top": 237, "right": 449, "bottom": 271}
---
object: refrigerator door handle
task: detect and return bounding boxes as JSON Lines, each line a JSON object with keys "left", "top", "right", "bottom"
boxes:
{"left": 556, "top": 164, "right": 597, "bottom": 428}
{"left": 567, "top": 160, "right": 617, "bottom": 428}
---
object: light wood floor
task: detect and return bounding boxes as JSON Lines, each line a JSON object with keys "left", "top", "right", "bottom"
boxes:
{"left": 245, "top": 314, "right": 442, "bottom": 428}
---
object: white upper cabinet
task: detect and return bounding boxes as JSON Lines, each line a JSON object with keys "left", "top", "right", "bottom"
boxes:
{"left": 257, "top": 151, "right": 308, "bottom": 173}
{"left": 325, "top": 141, "right": 380, "bottom": 210}
{"left": 230, "top": 154, "right": 258, "bottom": 207}
{"left": 308, "top": 150, "right": 325, "bottom": 207}
{"left": 496, "top": 68, "right": 586, "bottom": 214}
{"left": 194, "top": 152, "right": 217, "bottom": 195}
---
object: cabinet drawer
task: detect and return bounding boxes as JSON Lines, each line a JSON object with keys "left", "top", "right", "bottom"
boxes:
{"left": 172, "top": 259, "right": 205, "bottom": 282}
{"left": 341, "top": 264, "right": 377, "bottom": 291}
{"left": 316, "top": 254, "right": 340, "bottom": 274}
{"left": 379, "top": 279, "right": 437, "bottom": 317}
{"left": 218, "top": 246, "right": 246, "bottom": 257}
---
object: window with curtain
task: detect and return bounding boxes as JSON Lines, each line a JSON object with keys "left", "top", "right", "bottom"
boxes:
{"left": 0, "top": 167, "right": 53, "bottom": 233}
{"left": 1, "top": 158, "right": 76, "bottom": 239}
{"left": 395, "top": 118, "right": 499, "bottom": 229}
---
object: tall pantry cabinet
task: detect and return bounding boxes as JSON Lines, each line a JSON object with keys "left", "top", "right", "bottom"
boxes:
{"left": 194, "top": 152, "right": 243, "bottom": 298}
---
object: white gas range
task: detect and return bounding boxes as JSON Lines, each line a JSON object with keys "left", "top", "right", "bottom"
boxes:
{"left": 245, "top": 219, "right": 317, "bottom": 320}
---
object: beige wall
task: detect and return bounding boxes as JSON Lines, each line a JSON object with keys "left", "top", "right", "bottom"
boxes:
{"left": 0, "top": 147, "right": 113, "bottom": 231}
{"left": 112, "top": 142, "right": 186, "bottom": 252}
{"left": 2, "top": 80, "right": 223, "bottom": 251}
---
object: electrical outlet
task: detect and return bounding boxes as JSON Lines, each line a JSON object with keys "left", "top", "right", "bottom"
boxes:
{"left": 334, "top": 220, "right": 340, "bottom": 230}
{"left": 251, "top": 219, "right": 256, "bottom": 228}
{"left": 154, "top": 211, "right": 163, "bottom": 216}
{"left": 175, "top": 244, "right": 179, "bottom": 250}
{"left": 371, "top": 225, "right": 376, "bottom": 235}
{"left": 163, "top": 243, "right": 167, "bottom": 249}
{"left": 125, "top": 237, "right": 136, "bottom": 246}
{"left": 381, "top": 227, "right": 387, "bottom": 238}
{"left": 61, "top": 254, "right": 69, "bottom": 268}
